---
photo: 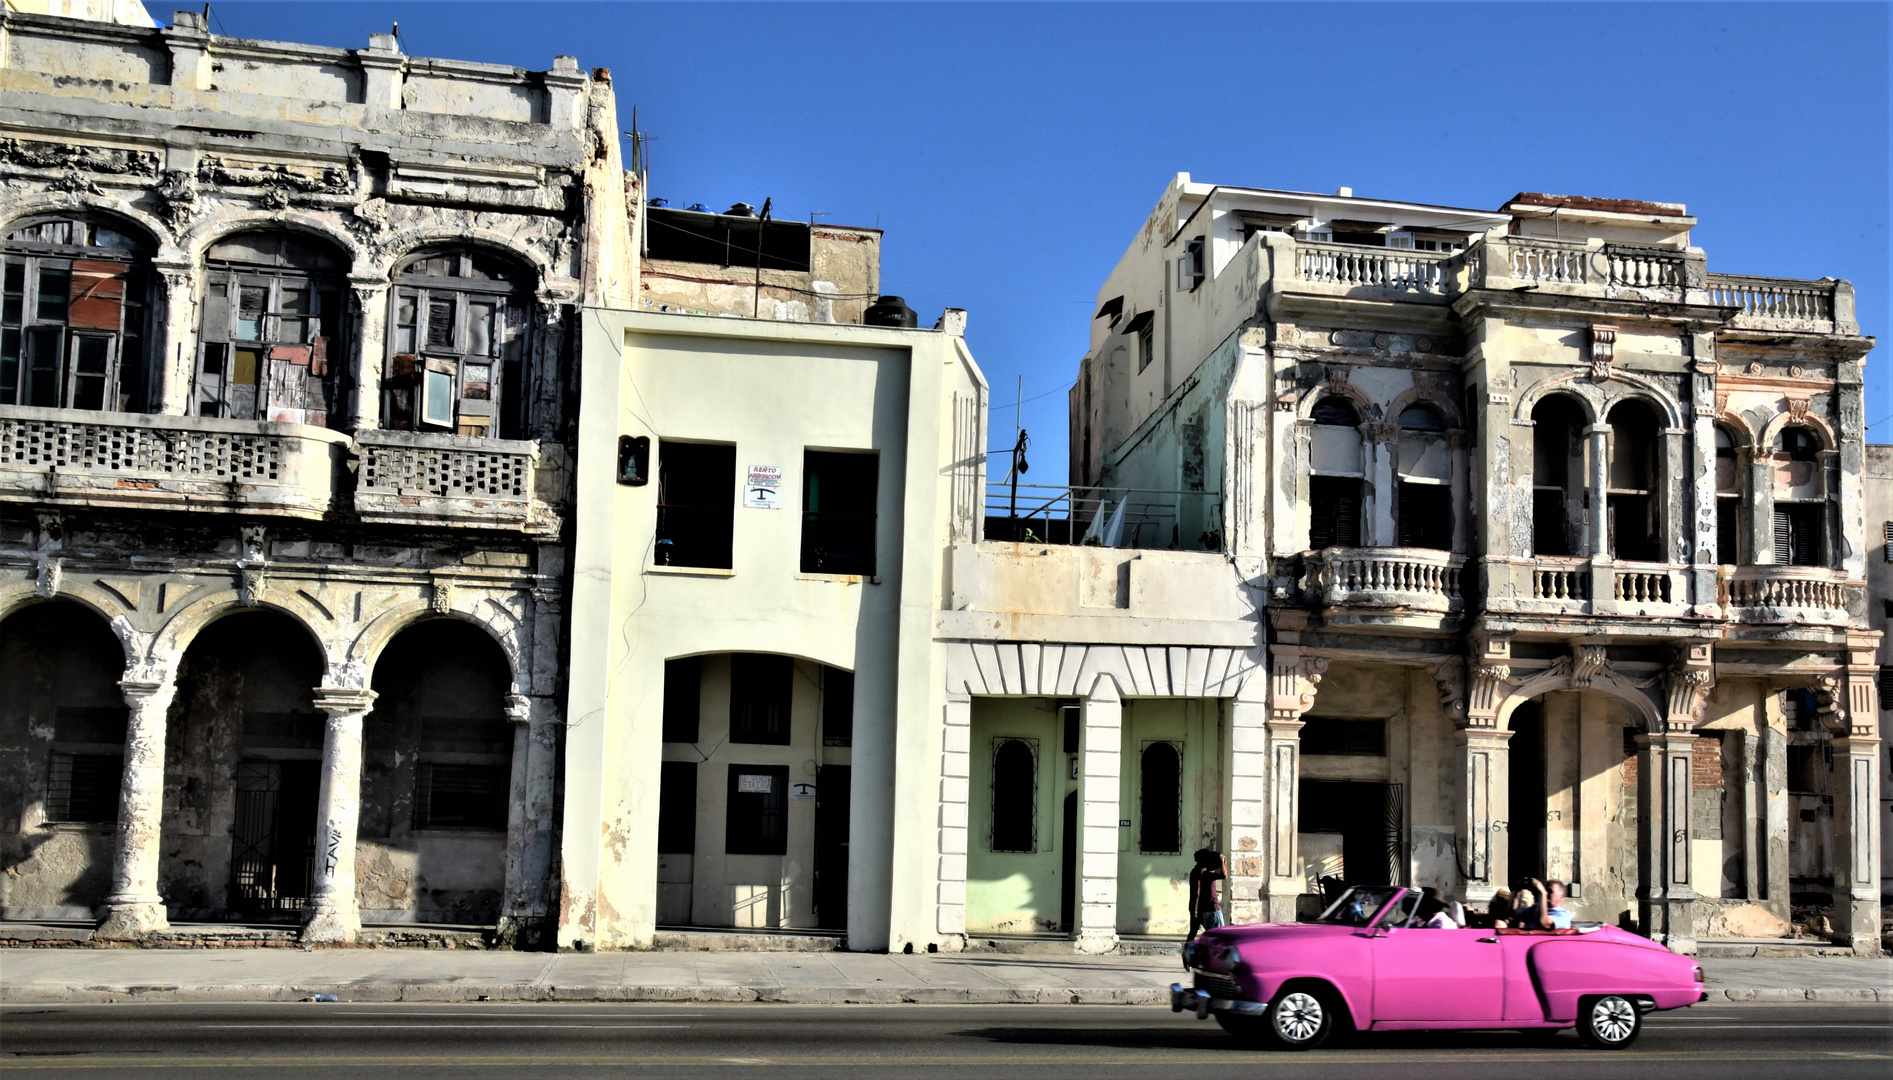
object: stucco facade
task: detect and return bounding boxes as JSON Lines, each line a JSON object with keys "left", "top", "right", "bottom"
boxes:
{"left": 1029, "top": 176, "right": 1882, "bottom": 955}
{"left": 0, "top": 8, "right": 629, "bottom": 945}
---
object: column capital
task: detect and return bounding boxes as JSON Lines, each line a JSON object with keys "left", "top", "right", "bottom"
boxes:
{"left": 504, "top": 693, "right": 533, "bottom": 724}
{"left": 313, "top": 686, "right": 377, "bottom": 717}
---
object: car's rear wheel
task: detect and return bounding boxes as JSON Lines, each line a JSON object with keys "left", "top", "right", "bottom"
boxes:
{"left": 1575, "top": 994, "right": 1641, "bottom": 1049}
{"left": 1264, "top": 986, "right": 1335, "bottom": 1050}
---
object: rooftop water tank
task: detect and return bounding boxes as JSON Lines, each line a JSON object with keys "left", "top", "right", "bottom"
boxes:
{"left": 863, "top": 296, "right": 917, "bottom": 328}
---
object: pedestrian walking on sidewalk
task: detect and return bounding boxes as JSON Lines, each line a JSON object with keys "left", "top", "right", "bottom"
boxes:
{"left": 1187, "top": 848, "right": 1228, "bottom": 940}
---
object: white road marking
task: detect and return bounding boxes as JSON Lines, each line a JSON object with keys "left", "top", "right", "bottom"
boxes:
{"left": 199, "top": 1023, "right": 691, "bottom": 1030}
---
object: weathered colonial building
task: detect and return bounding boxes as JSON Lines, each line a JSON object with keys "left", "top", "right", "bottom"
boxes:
{"left": 1022, "top": 175, "right": 1882, "bottom": 954}
{"left": 0, "top": 8, "right": 631, "bottom": 945}
{"left": 4, "top": 9, "right": 1881, "bottom": 961}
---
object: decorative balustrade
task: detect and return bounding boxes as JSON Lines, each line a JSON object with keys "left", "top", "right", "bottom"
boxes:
{"left": 1706, "top": 274, "right": 1836, "bottom": 329}
{"left": 1605, "top": 245, "right": 1687, "bottom": 290}
{"left": 1724, "top": 566, "right": 1851, "bottom": 624}
{"left": 1296, "top": 241, "right": 1454, "bottom": 294}
{"left": 1612, "top": 565, "right": 1674, "bottom": 605}
{"left": 1304, "top": 547, "right": 1464, "bottom": 613}
{"left": 0, "top": 405, "right": 342, "bottom": 518}
{"left": 1530, "top": 561, "right": 1589, "bottom": 602}
{"left": 1507, "top": 240, "right": 1588, "bottom": 285}
{"left": 355, "top": 430, "right": 552, "bottom": 533}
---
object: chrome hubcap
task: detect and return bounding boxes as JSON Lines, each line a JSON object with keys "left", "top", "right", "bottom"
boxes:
{"left": 1591, "top": 997, "right": 1636, "bottom": 1042}
{"left": 1274, "top": 992, "right": 1324, "bottom": 1042}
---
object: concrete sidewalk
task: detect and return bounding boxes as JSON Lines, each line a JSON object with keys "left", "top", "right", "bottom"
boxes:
{"left": 2, "top": 947, "right": 1888, "bottom": 1005}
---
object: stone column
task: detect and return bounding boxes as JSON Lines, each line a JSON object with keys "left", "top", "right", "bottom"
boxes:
{"left": 301, "top": 686, "right": 377, "bottom": 944}
{"left": 1828, "top": 649, "right": 1883, "bottom": 956}
{"left": 1367, "top": 422, "right": 1397, "bottom": 547}
{"left": 1761, "top": 702, "right": 1790, "bottom": 904}
{"left": 1635, "top": 730, "right": 1698, "bottom": 952}
{"left": 1745, "top": 445, "right": 1774, "bottom": 564}
{"left": 1075, "top": 674, "right": 1122, "bottom": 953}
{"left": 936, "top": 694, "right": 973, "bottom": 940}
{"left": 1226, "top": 684, "right": 1270, "bottom": 926}
{"left": 1455, "top": 726, "right": 1512, "bottom": 908}
{"left": 1740, "top": 730, "right": 1760, "bottom": 900}
{"left": 1262, "top": 640, "right": 1327, "bottom": 922}
{"left": 499, "top": 693, "right": 560, "bottom": 949}
{"left": 1686, "top": 348, "right": 1720, "bottom": 613}
{"left": 1586, "top": 423, "right": 1611, "bottom": 558}
{"left": 152, "top": 263, "right": 198, "bottom": 416}
{"left": 347, "top": 277, "right": 390, "bottom": 431}
{"left": 1457, "top": 635, "right": 1514, "bottom": 907}
{"left": 94, "top": 675, "right": 178, "bottom": 939}
{"left": 1082, "top": 680, "right": 1120, "bottom": 949}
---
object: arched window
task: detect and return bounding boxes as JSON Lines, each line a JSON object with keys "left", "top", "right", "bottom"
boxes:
{"left": 387, "top": 247, "right": 532, "bottom": 439}
{"left": 1772, "top": 426, "right": 1824, "bottom": 566}
{"left": 1714, "top": 426, "right": 1742, "bottom": 565}
{"left": 990, "top": 738, "right": 1037, "bottom": 853}
{"left": 1606, "top": 400, "right": 1662, "bottom": 561}
{"left": 1531, "top": 395, "right": 1586, "bottom": 556}
{"left": 2, "top": 215, "right": 154, "bottom": 412}
{"left": 196, "top": 232, "right": 348, "bottom": 426}
{"left": 1138, "top": 741, "right": 1181, "bottom": 854}
{"left": 1395, "top": 404, "right": 1451, "bottom": 550}
{"left": 1308, "top": 396, "right": 1362, "bottom": 549}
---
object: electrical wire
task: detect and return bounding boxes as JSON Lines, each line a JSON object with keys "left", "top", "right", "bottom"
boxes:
{"left": 988, "top": 381, "right": 1076, "bottom": 413}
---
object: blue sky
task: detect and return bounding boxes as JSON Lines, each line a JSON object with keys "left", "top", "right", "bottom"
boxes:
{"left": 216, "top": 2, "right": 1888, "bottom": 478}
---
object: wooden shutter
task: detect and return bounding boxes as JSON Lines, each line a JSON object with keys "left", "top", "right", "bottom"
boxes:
{"left": 1883, "top": 521, "right": 1892, "bottom": 562}
{"left": 1773, "top": 508, "right": 1793, "bottom": 565}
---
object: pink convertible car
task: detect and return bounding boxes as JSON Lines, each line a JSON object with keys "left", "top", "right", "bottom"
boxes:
{"left": 1170, "top": 885, "right": 1705, "bottom": 1050}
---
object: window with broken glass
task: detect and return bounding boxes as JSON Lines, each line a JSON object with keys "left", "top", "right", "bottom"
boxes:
{"left": 385, "top": 248, "right": 532, "bottom": 439}
{"left": 2, "top": 216, "right": 153, "bottom": 412}
{"left": 196, "top": 232, "right": 347, "bottom": 426}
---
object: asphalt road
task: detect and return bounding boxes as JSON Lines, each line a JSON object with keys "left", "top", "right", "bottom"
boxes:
{"left": 1, "top": 1001, "right": 1888, "bottom": 1078}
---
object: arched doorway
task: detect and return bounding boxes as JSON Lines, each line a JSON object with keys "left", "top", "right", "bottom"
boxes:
{"left": 159, "top": 610, "right": 325, "bottom": 922}
{"left": 0, "top": 602, "right": 127, "bottom": 920}
{"left": 361, "top": 619, "right": 514, "bottom": 926}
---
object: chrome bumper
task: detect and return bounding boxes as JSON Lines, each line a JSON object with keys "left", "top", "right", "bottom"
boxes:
{"left": 1169, "top": 981, "right": 1267, "bottom": 1019}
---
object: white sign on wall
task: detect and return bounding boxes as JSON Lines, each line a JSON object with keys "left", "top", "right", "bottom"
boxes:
{"left": 736, "top": 773, "right": 775, "bottom": 794}
{"left": 745, "top": 465, "right": 782, "bottom": 509}
{"left": 790, "top": 783, "right": 816, "bottom": 801}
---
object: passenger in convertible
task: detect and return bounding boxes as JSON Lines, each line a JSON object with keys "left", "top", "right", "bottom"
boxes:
{"left": 1413, "top": 886, "right": 1464, "bottom": 928}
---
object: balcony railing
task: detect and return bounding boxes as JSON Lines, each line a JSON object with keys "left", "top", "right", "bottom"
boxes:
{"left": 984, "top": 482, "right": 1221, "bottom": 551}
{"left": 1303, "top": 547, "right": 1464, "bottom": 613}
{"left": 0, "top": 405, "right": 344, "bottom": 519}
{"left": 1506, "top": 239, "right": 1589, "bottom": 285}
{"left": 1605, "top": 244, "right": 1688, "bottom": 291}
{"left": 1723, "top": 565, "right": 1852, "bottom": 625}
{"left": 354, "top": 430, "right": 555, "bottom": 534}
{"left": 1294, "top": 241, "right": 1456, "bottom": 294}
{"left": 1706, "top": 273, "right": 1838, "bottom": 331}
{"left": 1529, "top": 559, "right": 1590, "bottom": 603}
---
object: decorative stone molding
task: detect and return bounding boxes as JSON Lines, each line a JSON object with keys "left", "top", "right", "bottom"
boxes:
{"left": 1, "top": 137, "right": 159, "bottom": 178}
{"left": 1571, "top": 643, "right": 1609, "bottom": 688}
{"left": 1429, "top": 656, "right": 1467, "bottom": 722}
{"left": 431, "top": 576, "right": 456, "bottom": 615}
{"left": 1270, "top": 652, "right": 1329, "bottom": 723}
{"left": 942, "top": 641, "right": 1260, "bottom": 700}
{"left": 1589, "top": 324, "right": 1617, "bottom": 381}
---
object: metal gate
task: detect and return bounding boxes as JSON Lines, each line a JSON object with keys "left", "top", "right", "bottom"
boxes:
{"left": 229, "top": 761, "right": 316, "bottom": 914}
{"left": 1384, "top": 782, "right": 1407, "bottom": 887}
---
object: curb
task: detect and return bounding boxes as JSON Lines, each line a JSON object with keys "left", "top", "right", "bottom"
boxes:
{"left": 2, "top": 984, "right": 1884, "bottom": 1005}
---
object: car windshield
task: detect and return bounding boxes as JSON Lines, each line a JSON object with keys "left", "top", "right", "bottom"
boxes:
{"left": 1315, "top": 886, "right": 1411, "bottom": 927}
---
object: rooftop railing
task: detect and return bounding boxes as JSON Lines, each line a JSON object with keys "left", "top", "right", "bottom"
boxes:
{"left": 983, "top": 482, "right": 1221, "bottom": 551}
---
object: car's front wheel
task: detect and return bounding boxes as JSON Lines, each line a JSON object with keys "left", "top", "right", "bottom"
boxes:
{"left": 1575, "top": 994, "right": 1642, "bottom": 1050}
{"left": 1264, "top": 986, "right": 1335, "bottom": 1050}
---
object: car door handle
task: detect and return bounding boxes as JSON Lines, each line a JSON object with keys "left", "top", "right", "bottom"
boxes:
{"left": 1477, "top": 937, "right": 1498, "bottom": 943}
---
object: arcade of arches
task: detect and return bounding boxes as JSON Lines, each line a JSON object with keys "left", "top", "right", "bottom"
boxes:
{"left": 0, "top": 602, "right": 539, "bottom": 939}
